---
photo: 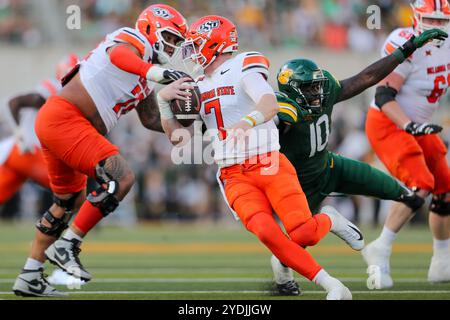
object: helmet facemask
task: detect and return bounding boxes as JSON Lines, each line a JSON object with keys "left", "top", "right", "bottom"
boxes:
{"left": 154, "top": 29, "right": 186, "bottom": 66}
{"left": 289, "top": 70, "right": 329, "bottom": 113}
{"left": 412, "top": 4, "right": 450, "bottom": 47}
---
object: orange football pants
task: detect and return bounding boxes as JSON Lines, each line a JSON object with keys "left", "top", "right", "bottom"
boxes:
{"left": 220, "top": 152, "right": 332, "bottom": 280}
{"left": 0, "top": 144, "right": 50, "bottom": 204}
{"left": 366, "top": 108, "right": 450, "bottom": 194}
{"left": 35, "top": 96, "right": 119, "bottom": 195}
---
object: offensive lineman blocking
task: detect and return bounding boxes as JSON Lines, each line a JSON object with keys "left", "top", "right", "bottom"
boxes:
{"left": 13, "top": 4, "right": 189, "bottom": 297}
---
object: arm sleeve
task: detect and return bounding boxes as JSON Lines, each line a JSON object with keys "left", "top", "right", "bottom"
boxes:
{"left": 241, "top": 72, "right": 275, "bottom": 104}
{"left": 109, "top": 45, "right": 153, "bottom": 78}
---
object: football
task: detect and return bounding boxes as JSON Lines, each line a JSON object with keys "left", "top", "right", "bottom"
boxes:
{"left": 169, "top": 81, "right": 202, "bottom": 127}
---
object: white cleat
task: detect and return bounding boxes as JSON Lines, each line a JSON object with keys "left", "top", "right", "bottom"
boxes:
{"left": 326, "top": 279, "right": 352, "bottom": 300}
{"left": 428, "top": 253, "right": 450, "bottom": 283}
{"left": 321, "top": 206, "right": 364, "bottom": 251}
{"left": 362, "top": 240, "right": 393, "bottom": 289}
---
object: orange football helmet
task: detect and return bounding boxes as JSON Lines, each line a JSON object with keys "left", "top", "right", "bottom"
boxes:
{"left": 182, "top": 15, "right": 239, "bottom": 70}
{"left": 412, "top": 0, "right": 450, "bottom": 45}
{"left": 56, "top": 53, "right": 78, "bottom": 81}
{"left": 136, "top": 4, "right": 188, "bottom": 64}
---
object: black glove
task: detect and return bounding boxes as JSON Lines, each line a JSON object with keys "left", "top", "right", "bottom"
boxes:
{"left": 161, "top": 70, "right": 192, "bottom": 84}
{"left": 404, "top": 122, "right": 443, "bottom": 136}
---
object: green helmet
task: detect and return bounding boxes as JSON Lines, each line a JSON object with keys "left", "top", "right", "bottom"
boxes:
{"left": 277, "top": 59, "right": 329, "bottom": 112}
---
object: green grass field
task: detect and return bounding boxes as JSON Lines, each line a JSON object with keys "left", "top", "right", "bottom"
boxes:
{"left": 0, "top": 222, "right": 449, "bottom": 300}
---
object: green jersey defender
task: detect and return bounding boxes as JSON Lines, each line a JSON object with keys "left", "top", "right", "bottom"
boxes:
{"left": 276, "top": 59, "right": 421, "bottom": 212}
{"left": 270, "top": 27, "right": 450, "bottom": 297}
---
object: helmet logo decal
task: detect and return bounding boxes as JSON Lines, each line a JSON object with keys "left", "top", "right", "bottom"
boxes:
{"left": 278, "top": 68, "right": 293, "bottom": 85}
{"left": 197, "top": 20, "right": 221, "bottom": 34}
{"left": 152, "top": 7, "right": 174, "bottom": 20}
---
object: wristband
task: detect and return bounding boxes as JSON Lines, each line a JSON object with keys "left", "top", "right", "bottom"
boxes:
{"left": 242, "top": 111, "right": 265, "bottom": 127}
{"left": 157, "top": 93, "right": 174, "bottom": 120}
{"left": 392, "top": 37, "right": 416, "bottom": 63}
{"left": 147, "top": 66, "right": 166, "bottom": 83}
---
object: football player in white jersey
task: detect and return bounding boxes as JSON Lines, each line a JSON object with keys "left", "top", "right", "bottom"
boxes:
{"left": 364, "top": 0, "right": 450, "bottom": 288}
{"left": 0, "top": 54, "right": 78, "bottom": 205}
{"left": 157, "top": 15, "right": 369, "bottom": 300}
{"left": 13, "top": 4, "right": 190, "bottom": 297}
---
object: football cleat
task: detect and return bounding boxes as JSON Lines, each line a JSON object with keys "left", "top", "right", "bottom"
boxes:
{"left": 362, "top": 240, "right": 393, "bottom": 289}
{"left": 428, "top": 253, "right": 450, "bottom": 283}
{"left": 45, "top": 238, "right": 92, "bottom": 282}
{"left": 321, "top": 206, "right": 365, "bottom": 251}
{"left": 12, "top": 268, "right": 68, "bottom": 297}
{"left": 270, "top": 255, "right": 301, "bottom": 296}
{"left": 325, "top": 278, "right": 352, "bottom": 300}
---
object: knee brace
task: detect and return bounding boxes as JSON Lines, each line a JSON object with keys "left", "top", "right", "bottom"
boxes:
{"left": 36, "top": 192, "right": 80, "bottom": 237}
{"left": 430, "top": 194, "right": 450, "bottom": 216}
{"left": 87, "top": 160, "right": 119, "bottom": 217}
{"left": 397, "top": 187, "right": 425, "bottom": 212}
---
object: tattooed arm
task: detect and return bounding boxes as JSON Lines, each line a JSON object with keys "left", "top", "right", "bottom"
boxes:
{"left": 135, "top": 91, "right": 164, "bottom": 133}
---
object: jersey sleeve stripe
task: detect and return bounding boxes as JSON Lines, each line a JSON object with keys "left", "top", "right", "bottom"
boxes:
{"left": 123, "top": 29, "right": 146, "bottom": 45}
{"left": 115, "top": 32, "right": 146, "bottom": 56}
{"left": 384, "top": 42, "right": 398, "bottom": 55}
{"left": 279, "top": 105, "right": 298, "bottom": 122}
{"left": 243, "top": 55, "right": 270, "bottom": 69}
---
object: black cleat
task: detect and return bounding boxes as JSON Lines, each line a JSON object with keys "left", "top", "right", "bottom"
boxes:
{"left": 275, "top": 280, "right": 301, "bottom": 296}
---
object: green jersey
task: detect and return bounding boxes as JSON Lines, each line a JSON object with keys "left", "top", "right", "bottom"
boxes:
{"left": 277, "top": 70, "right": 342, "bottom": 190}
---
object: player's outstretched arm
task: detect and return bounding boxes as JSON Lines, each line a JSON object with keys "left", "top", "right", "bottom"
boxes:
{"left": 8, "top": 93, "right": 46, "bottom": 124}
{"left": 135, "top": 91, "right": 164, "bottom": 133}
{"left": 157, "top": 78, "right": 194, "bottom": 146}
{"left": 337, "top": 28, "right": 448, "bottom": 103}
{"left": 107, "top": 44, "right": 186, "bottom": 85}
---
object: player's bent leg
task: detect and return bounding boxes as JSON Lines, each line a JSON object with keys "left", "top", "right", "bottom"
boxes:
{"left": 0, "top": 164, "right": 26, "bottom": 204}
{"left": 264, "top": 153, "right": 332, "bottom": 247}
{"left": 13, "top": 191, "right": 85, "bottom": 297}
{"left": 46, "top": 155, "right": 134, "bottom": 281}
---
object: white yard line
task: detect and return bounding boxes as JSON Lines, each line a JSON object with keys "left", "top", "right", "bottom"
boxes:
{"left": 0, "top": 277, "right": 438, "bottom": 284}
{"left": 0, "top": 290, "right": 449, "bottom": 295}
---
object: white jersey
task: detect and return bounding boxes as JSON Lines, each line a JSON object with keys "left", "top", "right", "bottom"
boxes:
{"left": 198, "top": 52, "right": 280, "bottom": 167}
{"left": 370, "top": 27, "right": 450, "bottom": 123}
{"left": 0, "top": 78, "right": 60, "bottom": 165}
{"left": 80, "top": 27, "right": 154, "bottom": 133}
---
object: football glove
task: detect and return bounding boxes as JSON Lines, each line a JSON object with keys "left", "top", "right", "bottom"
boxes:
{"left": 394, "top": 29, "right": 448, "bottom": 62}
{"left": 404, "top": 121, "right": 443, "bottom": 136}
{"left": 147, "top": 66, "right": 190, "bottom": 85}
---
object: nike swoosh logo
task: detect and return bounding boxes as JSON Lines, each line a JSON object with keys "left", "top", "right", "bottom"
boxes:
{"left": 349, "top": 225, "right": 363, "bottom": 241}
{"left": 21, "top": 278, "right": 45, "bottom": 294}
{"left": 55, "top": 247, "right": 71, "bottom": 265}
{"left": 221, "top": 69, "right": 230, "bottom": 75}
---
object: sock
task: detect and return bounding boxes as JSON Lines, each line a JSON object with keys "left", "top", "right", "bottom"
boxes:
{"left": 433, "top": 238, "right": 450, "bottom": 257}
{"left": 63, "top": 228, "right": 84, "bottom": 242}
{"left": 313, "top": 269, "right": 338, "bottom": 292}
{"left": 73, "top": 201, "right": 104, "bottom": 234}
{"left": 378, "top": 226, "right": 396, "bottom": 249}
{"left": 246, "top": 212, "right": 322, "bottom": 281}
{"left": 24, "top": 258, "right": 43, "bottom": 270}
